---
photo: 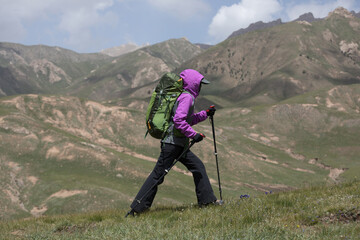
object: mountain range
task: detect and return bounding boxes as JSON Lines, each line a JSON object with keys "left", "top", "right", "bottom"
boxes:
{"left": 0, "top": 7, "right": 359, "bottom": 220}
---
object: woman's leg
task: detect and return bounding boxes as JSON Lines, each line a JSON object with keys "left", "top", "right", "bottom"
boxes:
{"left": 130, "top": 144, "right": 184, "bottom": 212}
{"left": 180, "top": 151, "right": 217, "bottom": 205}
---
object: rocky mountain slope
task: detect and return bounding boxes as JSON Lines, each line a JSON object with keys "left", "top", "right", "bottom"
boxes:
{"left": 227, "top": 9, "right": 359, "bottom": 40}
{"left": 180, "top": 7, "right": 360, "bottom": 107}
{"left": 68, "top": 38, "right": 204, "bottom": 101}
{"left": 1, "top": 82, "right": 359, "bottom": 220}
{"left": 0, "top": 43, "right": 111, "bottom": 96}
{"left": 0, "top": 38, "right": 203, "bottom": 101}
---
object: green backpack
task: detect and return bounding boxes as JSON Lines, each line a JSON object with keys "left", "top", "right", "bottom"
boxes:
{"left": 145, "top": 73, "right": 184, "bottom": 139}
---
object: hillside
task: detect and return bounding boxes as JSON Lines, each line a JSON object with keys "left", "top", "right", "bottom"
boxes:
{"left": 1, "top": 82, "right": 359, "bottom": 220}
{"left": 67, "top": 38, "right": 204, "bottom": 101}
{"left": 180, "top": 7, "right": 360, "bottom": 106}
{"left": 1, "top": 8, "right": 359, "bottom": 104}
{"left": 0, "top": 180, "right": 359, "bottom": 239}
{"left": 0, "top": 42, "right": 111, "bottom": 96}
{"left": 0, "top": 38, "right": 203, "bottom": 101}
{"left": 0, "top": 94, "right": 158, "bottom": 220}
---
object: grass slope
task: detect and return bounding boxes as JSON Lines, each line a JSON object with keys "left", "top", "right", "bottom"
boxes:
{"left": 1, "top": 83, "right": 359, "bottom": 221}
{"left": 0, "top": 180, "right": 359, "bottom": 239}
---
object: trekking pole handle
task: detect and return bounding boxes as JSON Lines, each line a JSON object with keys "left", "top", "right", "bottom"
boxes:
{"left": 209, "top": 106, "right": 215, "bottom": 117}
{"left": 209, "top": 111, "right": 223, "bottom": 201}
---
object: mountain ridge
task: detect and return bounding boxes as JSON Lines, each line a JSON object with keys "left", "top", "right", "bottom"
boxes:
{"left": 227, "top": 7, "right": 360, "bottom": 40}
{"left": 0, "top": 38, "right": 203, "bottom": 100}
{"left": 178, "top": 7, "right": 360, "bottom": 106}
{"left": 100, "top": 42, "right": 150, "bottom": 57}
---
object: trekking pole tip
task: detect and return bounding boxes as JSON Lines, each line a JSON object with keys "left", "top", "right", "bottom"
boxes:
{"left": 125, "top": 209, "right": 135, "bottom": 218}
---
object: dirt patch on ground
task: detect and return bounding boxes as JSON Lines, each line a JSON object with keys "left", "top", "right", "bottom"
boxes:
{"left": 46, "top": 146, "right": 61, "bottom": 159}
{"left": 258, "top": 155, "right": 279, "bottom": 165}
{"left": 308, "top": 158, "right": 346, "bottom": 181}
{"left": 130, "top": 152, "right": 157, "bottom": 162}
{"left": 264, "top": 132, "right": 280, "bottom": 142}
{"left": 293, "top": 168, "right": 315, "bottom": 174}
{"left": 30, "top": 205, "right": 48, "bottom": 216}
{"left": 2, "top": 96, "right": 22, "bottom": 105}
{"left": 326, "top": 98, "right": 346, "bottom": 112}
{"left": 321, "top": 208, "right": 360, "bottom": 224}
{"left": 45, "top": 143, "right": 110, "bottom": 164}
{"left": 31, "top": 190, "right": 88, "bottom": 217}
{"left": 42, "top": 135, "right": 56, "bottom": 143}
{"left": 172, "top": 166, "right": 192, "bottom": 176}
{"left": 284, "top": 148, "right": 306, "bottom": 161}
{"left": 27, "top": 176, "right": 38, "bottom": 185}
{"left": 339, "top": 40, "right": 359, "bottom": 56}
{"left": 7, "top": 161, "right": 21, "bottom": 172}
{"left": 3, "top": 189, "right": 28, "bottom": 213}
{"left": 328, "top": 168, "right": 345, "bottom": 181}
{"left": 47, "top": 190, "right": 88, "bottom": 200}
{"left": 248, "top": 133, "right": 272, "bottom": 144}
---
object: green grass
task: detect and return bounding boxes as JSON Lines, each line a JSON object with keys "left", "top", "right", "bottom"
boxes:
{"left": 1, "top": 89, "right": 360, "bottom": 221}
{"left": 0, "top": 180, "right": 359, "bottom": 239}
{"left": 0, "top": 102, "right": 17, "bottom": 116}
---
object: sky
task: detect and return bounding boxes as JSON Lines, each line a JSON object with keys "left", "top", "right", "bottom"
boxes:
{"left": 1, "top": 0, "right": 359, "bottom": 53}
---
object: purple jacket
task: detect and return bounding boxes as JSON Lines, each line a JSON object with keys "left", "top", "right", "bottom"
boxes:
{"left": 173, "top": 69, "right": 208, "bottom": 139}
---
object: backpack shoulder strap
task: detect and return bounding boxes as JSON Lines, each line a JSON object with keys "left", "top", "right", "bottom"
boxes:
{"left": 181, "top": 91, "right": 195, "bottom": 106}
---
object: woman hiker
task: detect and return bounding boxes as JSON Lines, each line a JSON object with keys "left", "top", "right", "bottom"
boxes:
{"left": 127, "top": 69, "right": 220, "bottom": 216}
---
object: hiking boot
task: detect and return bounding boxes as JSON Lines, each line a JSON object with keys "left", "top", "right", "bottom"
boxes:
{"left": 125, "top": 209, "right": 137, "bottom": 218}
{"left": 125, "top": 208, "right": 150, "bottom": 217}
{"left": 213, "top": 199, "right": 224, "bottom": 206}
{"left": 199, "top": 199, "right": 224, "bottom": 208}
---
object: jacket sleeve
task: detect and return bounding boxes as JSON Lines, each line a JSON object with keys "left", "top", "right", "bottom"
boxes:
{"left": 173, "top": 94, "right": 199, "bottom": 138}
{"left": 190, "top": 110, "right": 208, "bottom": 125}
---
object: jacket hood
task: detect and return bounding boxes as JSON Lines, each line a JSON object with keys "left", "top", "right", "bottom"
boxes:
{"left": 180, "top": 69, "right": 204, "bottom": 98}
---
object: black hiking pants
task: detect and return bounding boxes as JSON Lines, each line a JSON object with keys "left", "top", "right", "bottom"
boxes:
{"left": 130, "top": 143, "right": 217, "bottom": 213}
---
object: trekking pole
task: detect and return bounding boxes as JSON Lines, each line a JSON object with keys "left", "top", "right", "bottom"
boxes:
{"left": 209, "top": 106, "right": 223, "bottom": 204}
{"left": 125, "top": 140, "right": 196, "bottom": 217}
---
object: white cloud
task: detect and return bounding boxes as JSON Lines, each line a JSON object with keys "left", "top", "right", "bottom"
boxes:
{"left": 286, "top": 0, "right": 356, "bottom": 20}
{"left": 57, "top": 1, "right": 118, "bottom": 51}
{"left": 208, "top": 0, "right": 282, "bottom": 42}
{"left": 0, "top": 1, "right": 54, "bottom": 41}
{"left": 0, "top": 15, "right": 26, "bottom": 42}
{"left": 148, "top": 0, "right": 210, "bottom": 19}
{"left": 0, "top": 0, "right": 117, "bottom": 52}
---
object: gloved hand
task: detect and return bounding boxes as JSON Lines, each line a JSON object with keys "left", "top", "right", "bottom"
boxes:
{"left": 206, "top": 105, "right": 216, "bottom": 117}
{"left": 193, "top": 133, "right": 205, "bottom": 142}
